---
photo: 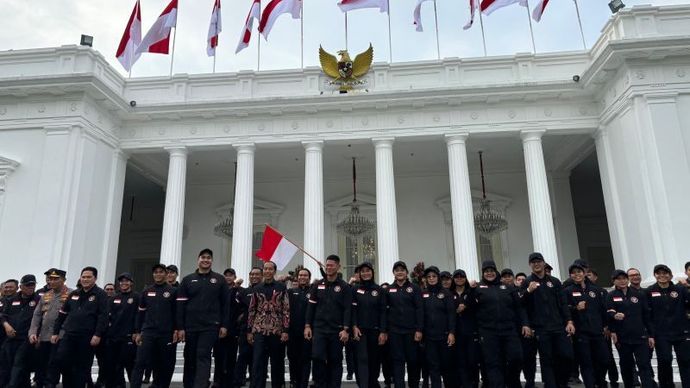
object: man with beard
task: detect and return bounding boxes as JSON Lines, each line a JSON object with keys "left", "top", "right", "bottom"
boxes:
{"left": 351, "top": 262, "right": 387, "bottom": 388}
{"left": 305, "top": 255, "right": 352, "bottom": 388}
{"left": 287, "top": 268, "right": 312, "bottom": 388}
{"left": 0, "top": 274, "right": 40, "bottom": 387}
{"left": 103, "top": 272, "right": 140, "bottom": 387}
{"left": 233, "top": 266, "right": 263, "bottom": 387}
{"left": 29, "top": 269, "right": 71, "bottom": 388}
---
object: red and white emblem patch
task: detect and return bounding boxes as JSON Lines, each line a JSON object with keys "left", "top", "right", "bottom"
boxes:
{"left": 546, "top": 281, "right": 554, "bottom": 288}
{"left": 670, "top": 291, "right": 679, "bottom": 298}
{"left": 406, "top": 287, "right": 413, "bottom": 293}
{"left": 210, "top": 278, "right": 218, "bottom": 284}
{"left": 88, "top": 295, "right": 96, "bottom": 302}
{"left": 588, "top": 291, "right": 597, "bottom": 298}
{"left": 29, "top": 300, "right": 36, "bottom": 307}
{"left": 163, "top": 292, "right": 171, "bottom": 298}
{"left": 334, "top": 286, "right": 342, "bottom": 292}
{"left": 630, "top": 296, "right": 638, "bottom": 303}
{"left": 372, "top": 290, "right": 378, "bottom": 296}
{"left": 127, "top": 298, "right": 134, "bottom": 304}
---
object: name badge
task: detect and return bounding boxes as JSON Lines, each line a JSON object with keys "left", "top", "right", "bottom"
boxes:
{"left": 71, "top": 295, "right": 80, "bottom": 300}
{"left": 389, "top": 288, "right": 398, "bottom": 293}
{"left": 147, "top": 292, "right": 157, "bottom": 297}
{"left": 572, "top": 292, "right": 582, "bottom": 297}
{"left": 613, "top": 297, "right": 623, "bottom": 302}
{"left": 114, "top": 299, "right": 122, "bottom": 304}
{"left": 651, "top": 292, "right": 661, "bottom": 297}
{"left": 357, "top": 289, "right": 365, "bottom": 294}
{"left": 11, "top": 301, "right": 20, "bottom": 306}
{"left": 318, "top": 285, "right": 326, "bottom": 290}
{"left": 479, "top": 285, "right": 488, "bottom": 288}
{"left": 423, "top": 293, "right": 430, "bottom": 298}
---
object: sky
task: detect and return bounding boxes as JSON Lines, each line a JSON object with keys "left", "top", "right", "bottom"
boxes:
{"left": 1, "top": 0, "right": 685, "bottom": 78}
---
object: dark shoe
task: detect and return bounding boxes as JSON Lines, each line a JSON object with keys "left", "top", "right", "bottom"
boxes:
{"left": 142, "top": 377, "right": 151, "bottom": 384}
{"left": 346, "top": 373, "right": 354, "bottom": 380}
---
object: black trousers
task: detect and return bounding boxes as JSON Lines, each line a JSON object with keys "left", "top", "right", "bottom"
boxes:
{"left": 1, "top": 337, "right": 36, "bottom": 388}
{"left": 455, "top": 334, "right": 480, "bottom": 388}
{"left": 423, "top": 339, "right": 451, "bottom": 388}
{"left": 478, "top": 331, "right": 522, "bottom": 388}
{"left": 534, "top": 330, "right": 574, "bottom": 388}
{"left": 388, "top": 332, "right": 421, "bottom": 388}
{"left": 380, "top": 341, "right": 394, "bottom": 385}
{"left": 521, "top": 335, "right": 537, "bottom": 387}
{"left": 616, "top": 341, "right": 654, "bottom": 388}
{"left": 102, "top": 337, "right": 136, "bottom": 387}
{"left": 54, "top": 334, "right": 96, "bottom": 388}
{"left": 655, "top": 337, "right": 690, "bottom": 388}
{"left": 353, "top": 329, "right": 382, "bottom": 388}
{"left": 183, "top": 330, "right": 219, "bottom": 388}
{"left": 346, "top": 339, "right": 356, "bottom": 377}
{"left": 214, "top": 335, "right": 238, "bottom": 388}
{"left": 130, "top": 334, "right": 177, "bottom": 388}
{"left": 34, "top": 341, "right": 59, "bottom": 388}
{"left": 287, "top": 331, "right": 312, "bottom": 388}
{"left": 250, "top": 333, "right": 285, "bottom": 388}
{"left": 606, "top": 337, "right": 620, "bottom": 385}
{"left": 233, "top": 331, "right": 253, "bottom": 387}
{"left": 573, "top": 334, "right": 610, "bottom": 388}
{"left": 311, "top": 332, "right": 344, "bottom": 388}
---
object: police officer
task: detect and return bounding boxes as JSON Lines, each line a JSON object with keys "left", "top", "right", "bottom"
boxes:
{"left": 247, "top": 261, "right": 290, "bottom": 388}
{"left": 564, "top": 262, "right": 610, "bottom": 388}
{"left": 51, "top": 266, "right": 109, "bottom": 388}
{"left": 385, "top": 260, "right": 424, "bottom": 388}
{"left": 520, "top": 252, "right": 575, "bottom": 388}
{"left": 176, "top": 248, "right": 229, "bottom": 388}
{"left": 103, "top": 272, "right": 140, "bottom": 388}
{"left": 130, "top": 264, "right": 179, "bottom": 388}
{"left": 233, "top": 266, "right": 263, "bottom": 388}
{"left": 29, "top": 269, "right": 70, "bottom": 388}
{"left": 606, "top": 269, "right": 655, "bottom": 388}
{"left": 470, "top": 260, "right": 528, "bottom": 388}
{"left": 420, "top": 266, "right": 455, "bottom": 388}
{"left": 287, "top": 267, "right": 312, "bottom": 388}
{"left": 351, "top": 261, "right": 386, "bottom": 388}
{"left": 451, "top": 269, "right": 479, "bottom": 388}
{"left": 645, "top": 264, "right": 690, "bottom": 388}
{"left": 0, "top": 274, "right": 40, "bottom": 388}
{"left": 304, "top": 254, "right": 352, "bottom": 388}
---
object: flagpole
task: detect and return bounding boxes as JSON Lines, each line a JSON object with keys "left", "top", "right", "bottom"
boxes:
{"left": 573, "top": 0, "right": 587, "bottom": 50}
{"left": 257, "top": 29, "right": 261, "bottom": 71}
{"left": 478, "top": 9, "right": 488, "bottom": 56}
{"left": 213, "top": 53, "right": 217, "bottom": 73}
{"left": 169, "top": 27, "right": 177, "bottom": 77}
{"left": 524, "top": 0, "right": 536, "bottom": 53}
{"left": 264, "top": 224, "right": 324, "bottom": 268}
{"left": 387, "top": 0, "right": 393, "bottom": 62}
{"left": 433, "top": 0, "right": 441, "bottom": 60}
{"left": 300, "top": 1, "right": 304, "bottom": 68}
{"left": 345, "top": 12, "right": 349, "bottom": 50}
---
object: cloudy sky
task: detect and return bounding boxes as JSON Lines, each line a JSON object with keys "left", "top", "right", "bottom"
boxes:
{"left": 2, "top": 0, "right": 684, "bottom": 77}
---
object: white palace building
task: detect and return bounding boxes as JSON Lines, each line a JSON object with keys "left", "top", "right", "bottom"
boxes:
{"left": 1, "top": 5, "right": 690, "bottom": 287}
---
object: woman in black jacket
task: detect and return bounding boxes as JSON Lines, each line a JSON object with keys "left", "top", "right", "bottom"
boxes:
{"left": 469, "top": 260, "right": 530, "bottom": 388}
{"left": 420, "top": 266, "right": 455, "bottom": 388}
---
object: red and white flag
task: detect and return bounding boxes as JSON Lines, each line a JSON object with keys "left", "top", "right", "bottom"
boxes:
{"left": 338, "top": 0, "right": 388, "bottom": 13}
{"left": 207, "top": 0, "right": 222, "bottom": 56}
{"left": 236, "top": 0, "right": 261, "bottom": 53}
{"left": 255, "top": 225, "right": 300, "bottom": 271}
{"left": 116, "top": 0, "right": 142, "bottom": 71}
{"left": 136, "top": 0, "right": 178, "bottom": 54}
{"left": 463, "top": 0, "right": 479, "bottom": 30}
{"left": 413, "top": 0, "right": 433, "bottom": 32}
{"left": 480, "top": 0, "right": 526, "bottom": 15}
{"left": 258, "top": 0, "right": 302, "bottom": 40}
{"left": 531, "top": 0, "right": 549, "bottom": 21}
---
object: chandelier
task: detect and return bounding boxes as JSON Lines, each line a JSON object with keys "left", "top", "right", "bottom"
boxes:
{"left": 474, "top": 151, "right": 508, "bottom": 236}
{"left": 214, "top": 162, "right": 237, "bottom": 239}
{"left": 337, "top": 158, "right": 376, "bottom": 238}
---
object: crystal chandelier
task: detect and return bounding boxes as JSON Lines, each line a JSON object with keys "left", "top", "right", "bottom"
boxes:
{"left": 214, "top": 162, "right": 237, "bottom": 239}
{"left": 337, "top": 158, "right": 376, "bottom": 238}
{"left": 474, "top": 151, "right": 508, "bottom": 236}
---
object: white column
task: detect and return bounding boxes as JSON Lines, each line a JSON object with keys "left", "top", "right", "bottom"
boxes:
{"left": 521, "top": 130, "right": 560, "bottom": 277}
{"left": 100, "top": 149, "right": 129, "bottom": 283}
{"left": 160, "top": 146, "right": 188, "bottom": 269}
{"left": 302, "top": 141, "right": 324, "bottom": 277}
{"left": 231, "top": 143, "right": 255, "bottom": 279}
{"left": 445, "top": 134, "right": 479, "bottom": 279}
{"left": 373, "top": 138, "right": 399, "bottom": 283}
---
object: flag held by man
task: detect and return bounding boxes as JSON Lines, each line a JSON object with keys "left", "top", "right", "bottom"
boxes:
{"left": 255, "top": 225, "right": 300, "bottom": 271}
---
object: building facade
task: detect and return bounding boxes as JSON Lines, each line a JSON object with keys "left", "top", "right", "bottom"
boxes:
{"left": 1, "top": 5, "right": 690, "bottom": 286}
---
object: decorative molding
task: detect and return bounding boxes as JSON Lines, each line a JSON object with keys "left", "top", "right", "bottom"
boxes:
{"left": 215, "top": 197, "right": 286, "bottom": 227}
{"left": 0, "top": 156, "right": 20, "bottom": 194}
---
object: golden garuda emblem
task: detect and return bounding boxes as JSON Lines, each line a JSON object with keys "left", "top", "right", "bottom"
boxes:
{"left": 319, "top": 44, "right": 373, "bottom": 91}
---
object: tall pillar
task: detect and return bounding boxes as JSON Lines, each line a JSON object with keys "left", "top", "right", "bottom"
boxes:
{"left": 100, "top": 149, "right": 129, "bottom": 283}
{"left": 445, "top": 134, "right": 479, "bottom": 279}
{"left": 231, "top": 143, "right": 255, "bottom": 279}
{"left": 373, "top": 138, "right": 399, "bottom": 283}
{"left": 521, "top": 130, "right": 560, "bottom": 277}
{"left": 160, "top": 146, "right": 188, "bottom": 269}
{"left": 303, "top": 141, "right": 324, "bottom": 277}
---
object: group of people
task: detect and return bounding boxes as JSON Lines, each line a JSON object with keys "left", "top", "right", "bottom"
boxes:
{"left": 1, "top": 248, "right": 689, "bottom": 388}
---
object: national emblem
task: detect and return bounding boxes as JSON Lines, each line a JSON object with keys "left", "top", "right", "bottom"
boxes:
{"left": 319, "top": 44, "right": 374, "bottom": 92}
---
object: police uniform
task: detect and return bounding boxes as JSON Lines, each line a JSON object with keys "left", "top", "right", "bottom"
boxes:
{"left": 0, "top": 275, "right": 41, "bottom": 388}
{"left": 564, "top": 264, "right": 610, "bottom": 388}
{"left": 451, "top": 269, "right": 480, "bottom": 388}
{"left": 470, "top": 261, "right": 526, "bottom": 388}
{"left": 176, "top": 269, "right": 229, "bottom": 388}
{"left": 103, "top": 273, "right": 141, "bottom": 388}
{"left": 287, "top": 283, "right": 311, "bottom": 388}
{"left": 606, "top": 271, "right": 654, "bottom": 388}
{"left": 420, "top": 267, "right": 454, "bottom": 388}
{"left": 645, "top": 264, "right": 690, "bottom": 388}
{"left": 52, "top": 283, "right": 109, "bottom": 388}
{"left": 130, "top": 272, "right": 178, "bottom": 388}
{"left": 306, "top": 275, "right": 352, "bottom": 388}
{"left": 351, "top": 262, "right": 386, "bottom": 388}
{"left": 386, "top": 261, "right": 424, "bottom": 388}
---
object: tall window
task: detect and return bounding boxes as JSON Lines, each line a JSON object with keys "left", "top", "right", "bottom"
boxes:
{"left": 339, "top": 233, "right": 377, "bottom": 280}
